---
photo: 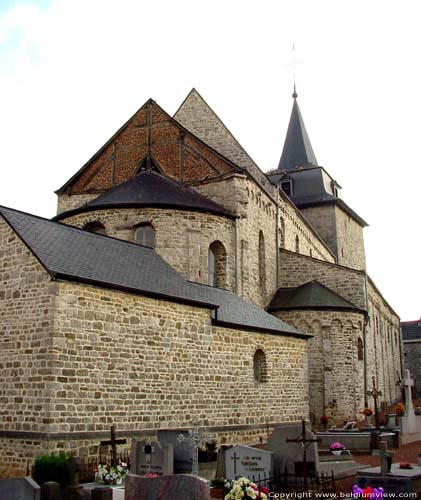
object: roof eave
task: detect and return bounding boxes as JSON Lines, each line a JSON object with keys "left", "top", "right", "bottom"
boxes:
{"left": 211, "top": 319, "right": 312, "bottom": 339}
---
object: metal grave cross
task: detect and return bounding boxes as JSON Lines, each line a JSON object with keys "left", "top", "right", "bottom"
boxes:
{"left": 286, "top": 419, "right": 321, "bottom": 491}
{"left": 367, "top": 376, "right": 382, "bottom": 430}
{"left": 177, "top": 418, "right": 202, "bottom": 476}
{"left": 230, "top": 451, "right": 240, "bottom": 475}
{"left": 100, "top": 425, "right": 127, "bottom": 467}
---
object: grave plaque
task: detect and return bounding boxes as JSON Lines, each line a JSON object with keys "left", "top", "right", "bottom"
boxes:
{"left": 131, "top": 440, "right": 174, "bottom": 476}
{"left": 225, "top": 445, "right": 273, "bottom": 482}
{"left": 157, "top": 430, "right": 193, "bottom": 473}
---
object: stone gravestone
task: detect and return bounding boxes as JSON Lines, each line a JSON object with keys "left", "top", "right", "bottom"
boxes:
{"left": 158, "top": 430, "right": 193, "bottom": 473}
{"left": 225, "top": 445, "right": 273, "bottom": 484}
{"left": 0, "top": 477, "right": 40, "bottom": 500}
{"left": 268, "top": 422, "right": 319, "bottom": 476}
{"left": 125, "top": 473, "right": 210, "bottom": 500}
{"left": 131, "top": 439, "right": 174, "bottom": 476}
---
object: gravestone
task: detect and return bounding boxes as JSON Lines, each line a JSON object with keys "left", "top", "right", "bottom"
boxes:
{"left": 0, "top": 477, "right": 40, "bottom": 500}
{"left": 130, "top": 439, "right": 174, "bottom": 476}
{"left": 125, "top": 473, "right": 210, "bottom": 500}
{"left": 268, "top": 422, "right": 319, "bottom": 475}
{"left": 225, "top": 445, "right": 273, "bottom": 483}
{"left": 158, "top": 430, "right": 193, "bottom": 473}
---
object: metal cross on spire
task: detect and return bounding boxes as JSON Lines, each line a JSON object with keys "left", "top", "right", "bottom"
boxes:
{"left": 291, "top": 44, "right": 302, "bottom": 99}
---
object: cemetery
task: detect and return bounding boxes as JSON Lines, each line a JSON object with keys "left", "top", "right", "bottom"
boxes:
{"left": 3, "top": 371, "right": 421, "bottom": 500}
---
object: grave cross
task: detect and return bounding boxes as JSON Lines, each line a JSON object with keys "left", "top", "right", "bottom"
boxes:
{"left": 177, "top": 418, "right": 202, "bottom": 476}
{"left": 403, "top": 369, "right": 415, "bottom": 416}
{"left": 286, "top": 419, "right": 320, "bottom": 491}
{"left": 372, "top": 440, "right": 394, "bottom": 476}
{"left": 367, "top": 377, "right": 382, "bottom": 430}
{"left": 230, "top": 451, "right": 240, "bottom": 475}
{"left": 100, "top": 425, "right": 127, "bottom": 467}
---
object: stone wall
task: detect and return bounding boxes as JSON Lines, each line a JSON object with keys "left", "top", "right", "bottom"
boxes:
{"left": 278, "top": 249, "right": 366, "bottom": 309}
{"left": 273, "top": 310, "right": 365, "bottom": 425}
{"left": 60, "top": 208, "right": 236, "bottom": 290}
{"left": 404, "top": 341, "right": 421, "bottom": 397}
{"left": 57, "top": 193, "right": 98, "bottom": 215}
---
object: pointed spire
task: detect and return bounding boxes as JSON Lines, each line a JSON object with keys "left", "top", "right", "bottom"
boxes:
{"left": 278, "top": 93, "right": 318, "bottom": 171}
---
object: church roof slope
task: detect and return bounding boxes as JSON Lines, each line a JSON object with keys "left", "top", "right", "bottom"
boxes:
{"left": 277, "top": 96, "right": 318, "bottom": 171}
{"left": 401, "top": 320, "right": 421, "bottom": 341}
{"left": 54, "top": 169, "right": 235, "bottom": 220}
{"left": 188, "top": 282, "right": 309, "bottom": 338}
{"left": 268, "top": 280, "right": 364, "bottom": 313}
{"left": 0, "top": 206, "right": 306, "bottom": 338}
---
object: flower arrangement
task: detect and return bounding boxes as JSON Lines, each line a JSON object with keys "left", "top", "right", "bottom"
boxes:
{"left": 95, "top": 461, "right": 128, "bottom": 485}
{"left": 352, "top": 484, "right": 384, "bottom": 499}
{"left": 360, "top": 408, "right": 373, "bottom": 416}
{"left": 396, "top": 402, "right": 405, "bottom": 414}
{"left": 329, "top": 442, "right": 345, "bottom": 451}
{"left": 320, "top": 415, "right": 328, "bottom": 424}
{"left": 399, "top": 462, "right": 413, "bottom": 469}
{"left": 224, "top": 477, "right": 269, "bottom": 500}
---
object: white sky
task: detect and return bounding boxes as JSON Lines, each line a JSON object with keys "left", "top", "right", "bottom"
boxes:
{"left": 0, "top": 0, "right": 419, "bottom": 321}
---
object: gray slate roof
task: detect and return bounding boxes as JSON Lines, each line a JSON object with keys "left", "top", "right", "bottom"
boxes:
{"left": 277, "top": 97, "right": 318, "bottom": 171}
{"left": 0, "top": 206, "right": 306, "bottom": 338}
{"left": 54, "top": 169, "right": 234, "bottom": 221}
{"left": 268, "top": 280, "right": 364, "bottom": 313}
{"left": 401, "top": 321, "right": 421, "bottom": 341}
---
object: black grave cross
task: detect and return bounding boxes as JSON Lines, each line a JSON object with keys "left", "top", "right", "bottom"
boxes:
{"left": 231, "top": 451, "right": 240, "bottom": 476}
{"left": 286, "top": 419, "right": 320, "bottom": 491}
{"left": 367, "top": 376, "right": 382, "bottom": 430}
{"left": 100, "top": 425, "right": 127, "bottom": 467}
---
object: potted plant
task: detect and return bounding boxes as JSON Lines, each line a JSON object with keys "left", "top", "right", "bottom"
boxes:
{"left": 210, "top": 477, "right": 229, "bottom": 498}
{"left": 352, "top": 484, "right": 384, "bottom": 499}
{"left": 329, "top": 442, "right": 345, "bottom": 456}
{"left": 396, "top": 402, "right": 405, "bottom": 415}
{"left": 225, "top": 477, "right": 269, "bottom": 499}
{"left": 95, "top": 461, "right": 128, "bottom": 485}
{"left": 360, "top": 408, "right": 373, "bottom": 425}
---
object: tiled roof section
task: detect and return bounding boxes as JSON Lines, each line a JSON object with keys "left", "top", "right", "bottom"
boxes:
{"left": 188, "top": 282, "right": 309, "bottom": 338}
{"left": 174, "top": 88, "right": 275, "bottom": 194}
{"left": 401, "top": 321, "right": 421, "bottom": 341}
{"left": 268, "top": 280, "right": 363, "bottom": 313}
{"left": 277, "top": 97, "right": 318, "bottom": 171}
{"left": 54, "top": 169, "right": 235, "bottom": 220}
{"left": 0, "top": 206, "right": 306, "bottom": 338}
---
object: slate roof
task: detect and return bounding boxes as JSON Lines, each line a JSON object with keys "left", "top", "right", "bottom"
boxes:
{"left": 268, "top": 280, "right": 364, "bottom": 313}
{"left": 401, "top": 320, "right": 421, "bottom": 341}
{"left": 54, "top": 169, "right": 234, "bottom": 221}
{"left": 278, "top": 96, "right": 318, "bottom": 171}
{"left": 0, "top": 206, "right": 307, "bottom": 338}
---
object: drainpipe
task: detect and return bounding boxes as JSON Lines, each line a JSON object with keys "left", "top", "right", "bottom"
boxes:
{"left": 363, "top": 273, "right": 370, "bottom": 408}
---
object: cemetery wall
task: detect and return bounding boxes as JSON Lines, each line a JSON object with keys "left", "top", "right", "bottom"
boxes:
{"left": 0, "top": 218, "right": 57, "bottom": 477}
{"left": 273, "top": 310, "right": 365, "bottom": 425}
{"left": 60, "top": 208, "right": 236, "bottom": 290}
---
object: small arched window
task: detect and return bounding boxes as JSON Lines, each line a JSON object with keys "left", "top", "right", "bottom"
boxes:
{"left": 258, "top": 231, "right": 266, "bottom": 292}
{"left": 357, "top": 337, "right": 364, "bottom": 361}
{"left": 279, "top": 217, "right": 285, "bottom": 249}
{"left": 295, "top": 235, "right": 300, "bottom": 253}
{"left": 208, "top": 241, "right": 227, "bottom": 288}
{"left": 135, "top": 224, "right": 155, "bottom": 248}
{"left": 83, "top": 221, "right": 107, "bottom": 235}
{"left": 253, "top": 349, "right": 267, "bottom": 383}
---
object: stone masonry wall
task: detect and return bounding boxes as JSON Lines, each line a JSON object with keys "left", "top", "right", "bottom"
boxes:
{"left": 60, "top": 208, "right": 236, "bottom": 290}
{"left": 0, "top": 218, "right": 57, "bottom": 477}
{"left": 57, "top": 193, "right": 98, "bottom": 215}
{"left": 404, "top": 341, "right": 421, "bottom": 397}
{"left": 278, "top": 249, "right": 366, "bottom": 309}
{"left": 273, "top": 310, "right": 365, "bottom": 425}
{"left": 366, "top": 279, "right": 402, "bottom": 407}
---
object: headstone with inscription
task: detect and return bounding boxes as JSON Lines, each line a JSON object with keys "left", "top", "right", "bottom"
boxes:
{"left": 157, "top": 430, "right": 193, "bottom": 473}
{"left": 131, "top": 439, "right": 174, "bottom": 476}
{"left": 225, "top": 445, "right": 273, "bottom": 483}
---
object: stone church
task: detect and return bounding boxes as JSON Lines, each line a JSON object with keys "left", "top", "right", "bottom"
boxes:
{"left": 0, "top": 88, "right": 402, "bottom": 477}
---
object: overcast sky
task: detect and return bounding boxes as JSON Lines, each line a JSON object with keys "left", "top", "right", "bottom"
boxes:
{"left": 1, "top": 0, "right": 419, "bottom": 321}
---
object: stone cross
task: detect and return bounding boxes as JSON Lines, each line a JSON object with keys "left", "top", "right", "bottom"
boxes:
{"left": 373, "top": 440, "right": 393, "bottom": 476}
{"left": 286, "top": 419, "right": 320, "bottom": 491}
{"left": 403, "top": 369, "right": 415, "bottom": 417}
{"left": 177, "top": 418, "right": 201, "bottom": 476}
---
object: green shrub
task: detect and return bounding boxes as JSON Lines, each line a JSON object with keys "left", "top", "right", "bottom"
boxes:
{"left": 32, "top": 451, "right": 71, "bottom": 486}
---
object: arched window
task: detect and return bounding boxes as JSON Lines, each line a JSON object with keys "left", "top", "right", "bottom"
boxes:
{"left": 208, "top": 241, "right": 227, "bottom": 288}
{"left": 253, "top": 349, "right": 267, "bottom": 383}
{"left": 83, "top": 221, "right": 107, "bottom": 235}
{"left": 295, "top": 235, "right": 300, "bottom": 253}
{"left": 135, "top": 224, "right": 155, "bottom": 248}
{"left": 357, "top": 337, "right": 364, "bottom": 361}
{"left": 258, "top": 231, "right": 266, "bottom": 292}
